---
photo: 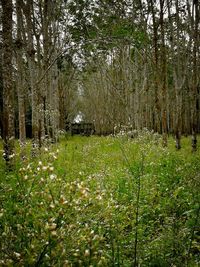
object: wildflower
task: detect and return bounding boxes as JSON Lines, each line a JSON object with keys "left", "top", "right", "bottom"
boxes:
{"left": 49, "top": 223, "right": 57, "bottom": 231}
{"left": 42, "top": 166, "right": 48, "bottom": 171}
{"left": 49, "top": 166, "right": 54, "bottom": 172}
{"left": 50, "top": 203, "right": 55, "bottom": 209}
{"left": 73, "top": 253, "right": 79, "bottom": 257}
{"left": 50, "top": 174, "right": 57, "bottom": 180}
{"left": 26, "top": 164, "right": 31, "bottom": 170}
{"left": 64, "top": 260, "right": 70, "bottom": 265}
{"left": 51, "top": 230, "right": 57, "bottom": 236}
{"left": 93, "top": 235, "right": 99, "bottom": 241}
{"left": 13, "top": 252, "right": 21, "bottom": 258}
{"left": 84, "top": 249, "right": 90, "bottom": 257}
{"left": 81, "top": 189, "right": 89, "bottom": 197}
{"left": 53, "top": 154, "right": 57, "bottom": 159}
{"left": 77, "top": 183, "right": 81, "bottom": 189}
{"left": 96, "top": 195, "right": 102, "bottom": 200}
{"left": 9, "top": 153, "right": 15, "bottom": 159}
{"left": 17, "top": 224, "right": 23, "bottom": 230}
{"left": 90, "top": 230, "right": 94, "bottom": 235}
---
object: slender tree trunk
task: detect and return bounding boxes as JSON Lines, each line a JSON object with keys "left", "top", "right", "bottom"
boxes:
{"left": 23, "top": 0, "right": 39, "bottom": 152}
{"left": 175, "top": 0, "right": 182, "bottom": 150}
{"left": 168, "top": 0, "right": 183, "bottom": 149}
{"left": 1, "top": 0, "right": 15, "bottom": 166}
{"left": 149, "top": 0, "right": 161, "bottom": 134}
{"left": 0, "top": 43, "right": 3, "bottom": 138}
{"left": 16, "top": 0, "right": 26, "bottom": 149}
{"left": 160, "top": 0, "right": 168, "bottom": 147}
{"left": 191, "top": 0, "right": 199, "bottom": 152}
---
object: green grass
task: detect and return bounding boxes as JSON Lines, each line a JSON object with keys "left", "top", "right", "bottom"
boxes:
{"left": 0, "top": 133, "right": 200, "bottom": 266}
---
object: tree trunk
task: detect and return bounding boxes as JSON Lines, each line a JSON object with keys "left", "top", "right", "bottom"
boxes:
{"left": 149, "top": 0, "right": 161, "bottom": 134}
{"left": 23, "top": 0, "right": 39, "bottom": 153}
{"left": 191, "top": 0, "right": 199, "bottom": 152}
{"left": 16, "top": 0, "right": 26, "bottom": 150}
{"left": 160, "top": 0, "right": 168, "bottom": 147}
{"left": 1, "top": 0, "right": 15, "bottom": 166}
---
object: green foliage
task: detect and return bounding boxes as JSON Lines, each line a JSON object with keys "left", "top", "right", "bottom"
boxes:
{"left": 0, "top": 135, "right": 200, "bottom": 266}
{"left": 66, "top": 0, "right": 149, "bottom": 59}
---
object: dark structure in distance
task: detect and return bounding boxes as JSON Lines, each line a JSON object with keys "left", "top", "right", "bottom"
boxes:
{"left": 66, "top": 122, "right": 95, "bottom": 136}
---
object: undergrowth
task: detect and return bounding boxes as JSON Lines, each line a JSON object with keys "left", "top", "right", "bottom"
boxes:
{"left": 0, "top": 133, "right": 199, "bottom": 266}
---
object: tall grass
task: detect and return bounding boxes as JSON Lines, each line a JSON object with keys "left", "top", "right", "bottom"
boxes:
{"left": 0, "top": 133, "right": 199, "bottom": 266}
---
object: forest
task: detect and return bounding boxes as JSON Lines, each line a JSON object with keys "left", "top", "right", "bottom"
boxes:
{"left": 0, "top": 0, "right": 200, "bottom": 266}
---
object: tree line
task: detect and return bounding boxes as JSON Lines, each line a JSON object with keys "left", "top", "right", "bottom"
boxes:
{"left": 0, "top": 0, "right": 199, "bottom": 164}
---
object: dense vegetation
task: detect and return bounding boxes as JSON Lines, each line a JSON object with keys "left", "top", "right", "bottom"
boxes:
{"left": 0, "top": 133, "right": 199, "bottom": 266}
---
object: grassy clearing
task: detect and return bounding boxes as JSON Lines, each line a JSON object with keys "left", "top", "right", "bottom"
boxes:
{"left": 0, "top": 133, "right": 200, "bottom": 266}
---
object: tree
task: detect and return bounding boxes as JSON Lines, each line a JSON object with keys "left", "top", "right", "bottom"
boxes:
{"left": 16, "top": 0, "right": 26, "bottom": 148}
{"left": 1, "top": 0, "right": 15, "bottom": 165}
{"left": 189, "top": 0, "right": 199, "bottom": 152}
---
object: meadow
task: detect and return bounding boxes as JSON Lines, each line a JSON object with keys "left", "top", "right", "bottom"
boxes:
{"left": 0, "top": 131, "right": 200, "bottom": 266}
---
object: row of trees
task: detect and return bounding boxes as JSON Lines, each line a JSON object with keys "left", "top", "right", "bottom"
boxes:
{"left": 77, "top": 0, "right": 200, "bottom": 150}
{"left": 0, "top": 0, "right": 200, "bottom": 164}
{"left": 0, "top": 0, "right": 75, "bottom": 163}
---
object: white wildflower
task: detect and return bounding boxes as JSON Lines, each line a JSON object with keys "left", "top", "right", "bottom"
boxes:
{"left": 84, "top": 249, "right": 90, "bottom": 257}
{"left": 42, "top": 166, "right": 48, "bottom": 171}
{"left": 49, "top": 166, "right": 54, "bottom": 171}
{"left": 50, "top": 203, "right": 55, "bottom": 209}
{"left": 50, "top": 174, "right": 57, "bottom": 180}
{"left": 9, "top": 153, "right": 15, "bottom": 159}
{"left": 13, "top": 252, "right": 21, "bottom": 258}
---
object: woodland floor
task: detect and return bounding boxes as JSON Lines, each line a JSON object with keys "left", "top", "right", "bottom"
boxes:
{"left": 0, "top": 132, "right": 200, "bottom": 266}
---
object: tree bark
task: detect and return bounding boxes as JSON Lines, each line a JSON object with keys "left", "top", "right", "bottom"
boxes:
{"left": 16, "top": 0, "right": 26, "bottom": 149}
{"left": 160, "top": 0, "right": 168, "bottom": 147}
{"left": 22, "top": 0, "right": 39, "bottom": 152}
{"left": 1, "top": 0, "right": 15, "bottom": 166}
{"left": 191, "top": 0, "right": 199, "bottom": 152}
